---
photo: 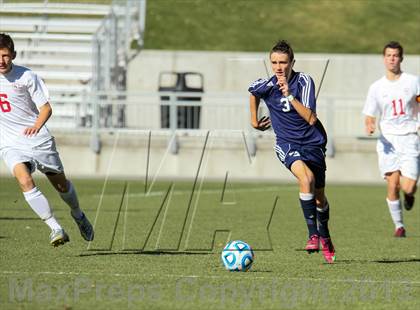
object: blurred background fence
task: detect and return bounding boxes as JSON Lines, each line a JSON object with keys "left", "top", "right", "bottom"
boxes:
{"left": 0, "top": 0, "right": 418, "bottom": 180}
{"left": 46, "top": 90, "right": 366, "bottom": 136}
{"left": 43, "top": 89, "right": 367, "bottom": 157}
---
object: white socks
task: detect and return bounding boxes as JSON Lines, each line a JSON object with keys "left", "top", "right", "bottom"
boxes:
{"left": 24, "top": 181, "right": 82, "bottom": 232}
{"left": 299, "top": 192, "right": 315, "bottom": 201}
{"left": 59, "top": 181, "right": 83, "bottom": 219}
{"left": 317, "top": 200, "right": 329, "bottom": 212}
{"left": 23, "top": 187, "right": 62, "bottom": 230}
{"left": 386, "top": 198, "right": 404, "bottom": 229}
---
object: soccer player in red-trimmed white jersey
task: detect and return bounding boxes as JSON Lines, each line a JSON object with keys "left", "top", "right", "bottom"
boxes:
{"left": 0, "top": 33, "right": 94, "bottom": 246}
{"left": 363, "top": 41, "right": 420, "bottom": 238}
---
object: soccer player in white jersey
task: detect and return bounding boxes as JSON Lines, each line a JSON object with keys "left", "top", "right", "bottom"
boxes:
{"left": 363, "top": 41, "right": 420, "bottom": 238}
{"left": 0, "top": 33, "right": 94, "bottom": 246}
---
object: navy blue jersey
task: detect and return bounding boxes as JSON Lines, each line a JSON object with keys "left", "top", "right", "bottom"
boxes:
{"left": 248, "top": 71, "right": 327, "bottom": 147}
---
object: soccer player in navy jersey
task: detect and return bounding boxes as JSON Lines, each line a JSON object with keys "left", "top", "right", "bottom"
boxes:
{"left": 248, "top": 40, "right": 335, "bottom": 263}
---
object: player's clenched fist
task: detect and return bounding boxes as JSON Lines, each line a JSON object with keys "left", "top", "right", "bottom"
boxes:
{"left": 251, "top": 116, "right": 271, "bottom": 131}
{"left": 277, "top": 76, "right": 289, "bottom": 96}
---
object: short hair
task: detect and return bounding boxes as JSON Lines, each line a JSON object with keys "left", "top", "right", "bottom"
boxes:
{"left": 383, "top": 41, "right": 403, "bottom": 59}
{"left": 0, "top": 33, "right": 15, "bottom": 54}
{"left": 270, "top": 40, "right": 294, "bottom": 62}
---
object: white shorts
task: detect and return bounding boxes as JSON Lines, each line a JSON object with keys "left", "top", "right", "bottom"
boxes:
{"left": 0, "top": 138, "right": 64, "bottom": 175}
{"left": 376, "top": 133, "right": 420, "bottom": 181}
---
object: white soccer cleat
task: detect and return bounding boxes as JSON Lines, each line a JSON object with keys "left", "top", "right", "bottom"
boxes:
{"left": 72, "top": 213, "right": 94, "bottom": 241}
{"left": 50, "top": 229, "right": 70, "bottom": 247}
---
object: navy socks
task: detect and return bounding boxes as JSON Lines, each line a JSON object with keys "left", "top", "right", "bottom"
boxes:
{"left": 299, "top": 193, "right": 319, "bottom": 237}
{"left": 317, "top": 202, "right": 330, "bottom": 238}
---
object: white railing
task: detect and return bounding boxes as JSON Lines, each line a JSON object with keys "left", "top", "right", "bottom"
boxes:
{"left": 47, "top": 91, "right": 366, "bottom": 132}
{"left": 0, "top": 16, "right": 102, "bottom": 34}
{"left": 46, "top": 91, "right": 367, "bottom": 154}
{"left": 0, "top": 2, "right": 110, "bottom": 15}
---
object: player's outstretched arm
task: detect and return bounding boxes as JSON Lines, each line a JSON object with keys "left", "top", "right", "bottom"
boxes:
{"left": 250, "top": 95, "right": 271, "bottom": 131}
{"left": 24, "top": 102, "right": 52, "bottom": 136}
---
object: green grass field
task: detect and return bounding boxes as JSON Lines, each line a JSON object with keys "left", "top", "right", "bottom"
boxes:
{"left": 0, "top": 177, "right": 419, "bottom": 309}
{"left": 145, "top": 0, "right": 420, "bottom": 54}
{"left": 3, "top": 0, "right": 419, "bottom": 53}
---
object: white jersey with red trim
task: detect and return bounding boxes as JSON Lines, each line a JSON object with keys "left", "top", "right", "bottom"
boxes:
{"left": 363, "top": 72, "right": 420, "bottom": 135}
{"left": 0, "top": 64, "right": 52, "bottom": 148}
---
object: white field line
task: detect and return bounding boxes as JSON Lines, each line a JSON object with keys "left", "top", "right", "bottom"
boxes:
{"left": 91, "top": 186, "right": 293, "bottom": 198}
{"left": 0, "top": 186, "right": 292, "bottom": 198}
{"left": 1, "top": 270, "right": 419, "bottom": 285}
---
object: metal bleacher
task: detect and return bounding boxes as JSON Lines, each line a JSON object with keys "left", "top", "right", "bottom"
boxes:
{"left": 0, "top": 1, "right": 111, "bottom": 127}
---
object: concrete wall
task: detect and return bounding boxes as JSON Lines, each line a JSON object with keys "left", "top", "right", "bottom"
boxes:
{"left": 125, "top": 49, "right": 419, "bottom": 147}
{"left": 127, "top": 50, "right": 420, "bottom": 98}
{"left": 1, "top": 50, "right": 418, "bottom": 183}
{"left": 0, "top": 132, "right": 383, "bottom": 184}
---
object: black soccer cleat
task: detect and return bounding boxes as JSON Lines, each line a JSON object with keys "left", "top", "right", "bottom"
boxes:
{"left": 403, "top": 193, "right": 415, "bottom": 211}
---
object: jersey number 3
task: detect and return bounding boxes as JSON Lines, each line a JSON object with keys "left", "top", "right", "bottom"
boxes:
{"left": 0, "top": 94, "right": 12, "bottom": 113}
{"left": 280, "top": 98, "right": 291, "bottom": 112}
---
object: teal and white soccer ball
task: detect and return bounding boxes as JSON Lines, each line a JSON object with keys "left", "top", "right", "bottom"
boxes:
{"left": 221, "top": 240, "right": 254, "bottom": 271}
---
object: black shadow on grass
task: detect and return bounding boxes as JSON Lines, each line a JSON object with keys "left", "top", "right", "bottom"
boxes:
{"left": 78, "top": 250, "right": 215, "bottom": 257}
{"left": 248, "top": 269, "right": 273, "bottom": 273}
{"left": 295, "top": 248, "right": 319, "bottom": 252}
{"left": 331, "top": 259, "right": 370, "bottom": 264}
{"left": 373, "top": 258, "right": 420, "bottom": 264}
{"left": 0, "top": 217, "right": 39, "bottom": 220}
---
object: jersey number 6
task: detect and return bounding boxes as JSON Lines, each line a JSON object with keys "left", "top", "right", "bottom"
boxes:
{"left": 0, "top": 94, "right": 12, "bottom": 113}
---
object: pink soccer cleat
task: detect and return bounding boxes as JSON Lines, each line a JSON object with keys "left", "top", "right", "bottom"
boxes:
{"left": 394, "top": 227, "right": 406, "bottom": 238}
{"left": 320, "top": 237, "right": 336, "bottom": 263}
{"left": 305, "top": 234, "right": 320, "bottom": 253}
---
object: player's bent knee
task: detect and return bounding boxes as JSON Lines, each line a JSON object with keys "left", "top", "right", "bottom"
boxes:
{"left": 17, "top": 176, "right": 35, "bottom": 192}
{"left": 386, "top": 178, "right": 400, "bottom": 192}
{"left": 52, "top": 182, "right": 69, "bottom": 193}
{"left": 402, "top": 182, "right": 417, "bottom": 196}
{"left": 299, "top": 175, "right": 315, "bottom": 193}
{"left": 46, "top": 172, "right": 69, "bottom": 193}
{"left": 298, "top": 180, "right": 310, "bottom": 192}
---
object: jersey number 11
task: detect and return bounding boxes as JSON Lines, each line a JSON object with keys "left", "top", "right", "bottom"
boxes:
{"left": 391, "top": 98, "right": 405, "bottom": 116}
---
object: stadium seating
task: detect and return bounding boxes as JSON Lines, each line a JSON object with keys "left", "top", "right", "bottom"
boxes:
{"left": 0, "top": 1, "right": 111, "bottom": 127}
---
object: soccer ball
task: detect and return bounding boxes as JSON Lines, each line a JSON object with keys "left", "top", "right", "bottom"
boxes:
{"left": 221, "top": 240, "right": 254, "bottom": 271}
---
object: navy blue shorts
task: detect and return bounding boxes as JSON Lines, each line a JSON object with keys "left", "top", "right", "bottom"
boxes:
{"left": 275, "top": 143, "right": 326, "bottom": 189}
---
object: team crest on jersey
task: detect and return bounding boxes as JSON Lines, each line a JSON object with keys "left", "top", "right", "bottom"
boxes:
{"left": 13, "top": 82, "right": 25, "bottom": 90}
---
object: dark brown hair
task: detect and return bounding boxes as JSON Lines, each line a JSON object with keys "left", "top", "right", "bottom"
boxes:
{"left": 270, "top": 40, "right": 294, "bottom": 62}
{"left": 0, "top": 33, "right": 15, "bottom": 54}
{"left": 383, "top": 41, "right": 403, "bottom": 60}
